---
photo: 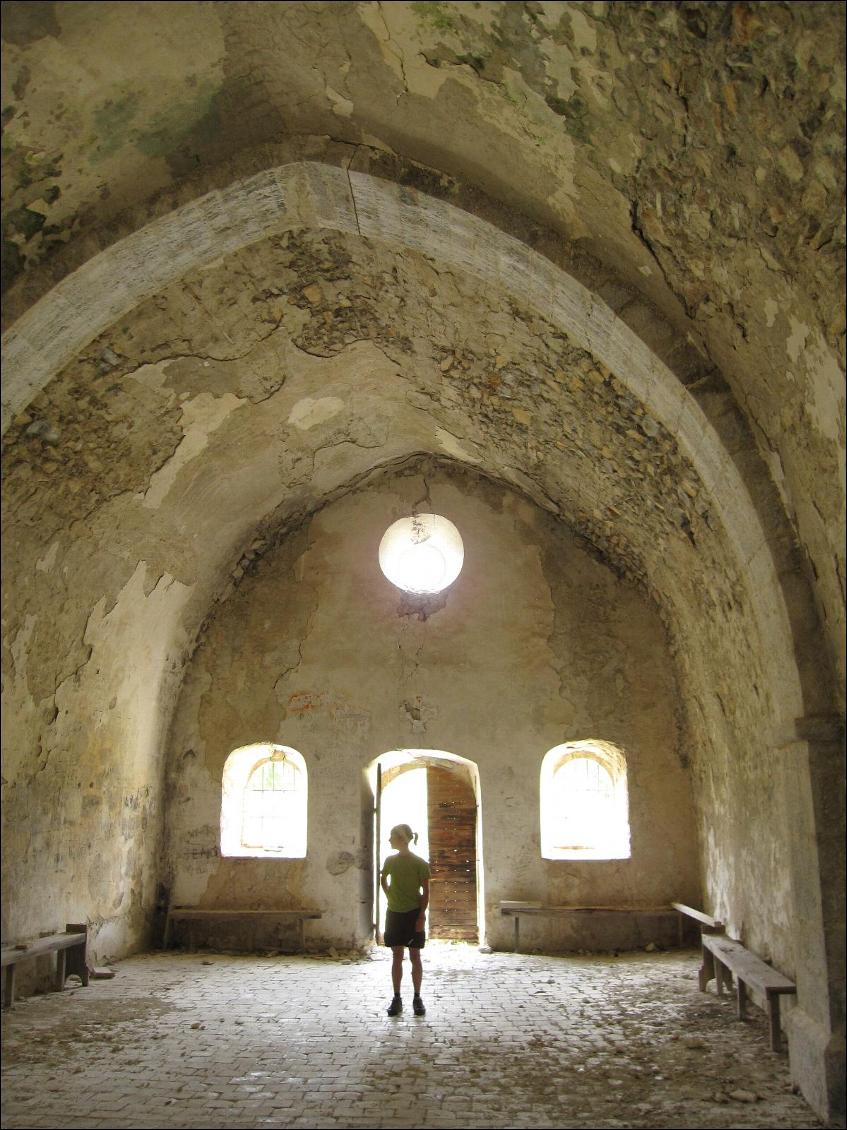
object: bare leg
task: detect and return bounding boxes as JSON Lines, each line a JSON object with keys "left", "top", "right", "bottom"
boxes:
{"left": 410, "top": 948, "right": 423, "bottom": 996}
{"left": 391, "top": 946, "right": 404, "bottom": 994}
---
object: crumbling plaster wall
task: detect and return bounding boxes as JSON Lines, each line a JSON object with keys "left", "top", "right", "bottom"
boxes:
{"left": 1, "top": 544, "right": 192, "bottom": 956}
{"left": 1, "top": 223, "right": 822, "bottom": 973}
{"left": 0, "top": 2, "right": 841, "bottom": 1117}
{"left": 3, "top": 1, "right": 843, "bottom": 698}
{"left": 164, "top": 465, "right": 699, "bottom": 951}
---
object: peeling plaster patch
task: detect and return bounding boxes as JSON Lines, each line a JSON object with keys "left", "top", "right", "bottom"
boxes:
{"left": 453, "top": 3, "right": 499, "bottom": 33}
{"left": 539, "top": 45, "right": 578, "bottom": 103}
{"left": 803, "top": 333, "right": 845, "bottom": 444}
{"left": 357, "top": 3, "right": 403, "bottom": 82}
{"left": 11, "top": 614, "right": 37, "bottom": 679}
{"left": 360, "top": 130, "right": 397, "bottom": 153}
{"left": 359, "top": 3, "right": 450, "bottom": 99}
{"left": 326, "top": 851, "right": 355, "bottom": 876}
{"left": 567, "top": 6, "right": 598, "bottom": 53}
{"left": 35, "top": 540, "right": 60, "bottom": 572}
{"left": 80, "top": 561, "right": 192, "bottom": 771}
{"left": 764, "top": 448, "right": 789, "bottom": 504}
{"left": 435, "top": 426, "right": 478, "bottom": 463}
{"left": 128, "top": 362, "right": 176, "bottom": 392}
{"left": 0, "top": 3, "right": 226, "bottom": 298}
{"left": 3, "top": 612, "right": 41, "bottom": 781}
{"left": 575, "top": 61, "right": 613, "bottom": 114}
{"left": 142, "top": 392, "right": 243, "bottom": 509}
{"left": 549, "top": 177, "right": 591, "bottom": 240}
{"left": 401, "top": 697, "right": 436, "bottom": 733}
{"left": 288, "top": 396, "right": 346, "bottom": 431}
{"left": 786, "top": 317, "right": 810, "bottom": 364}
{"left": 763, "top": 298, "right": 779, "bottom": 329}
{"left": 326, "top": 86, "right": 354, "bottom": 117}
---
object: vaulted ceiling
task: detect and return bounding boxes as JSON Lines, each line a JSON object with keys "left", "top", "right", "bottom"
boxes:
{"left": 2, "top": 1, "right": 844, "bottom": 728}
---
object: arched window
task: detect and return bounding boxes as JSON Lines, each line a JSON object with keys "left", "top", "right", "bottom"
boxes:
{"left": 540, "top": 741, "right": 631, "bottom": 860}
{"left": 220, "top": 744, "right": 307, "bottom": 858}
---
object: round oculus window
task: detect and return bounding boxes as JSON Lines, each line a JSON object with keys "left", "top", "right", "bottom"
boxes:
{"left": 378, "top": 514, "right": 464, "bottom": 595}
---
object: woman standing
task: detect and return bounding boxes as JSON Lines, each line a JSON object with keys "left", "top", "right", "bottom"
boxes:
{"left": 380, "top": 824, "right": 430, "bottom": 1016}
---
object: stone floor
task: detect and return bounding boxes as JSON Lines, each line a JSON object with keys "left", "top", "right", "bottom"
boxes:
{"left": 0, "top": 943, "right": 829, "bottom": 1129}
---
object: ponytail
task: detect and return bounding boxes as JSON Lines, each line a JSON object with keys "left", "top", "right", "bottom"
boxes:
{"left": 392, "top": 823, "right": 417, "bottom": 846}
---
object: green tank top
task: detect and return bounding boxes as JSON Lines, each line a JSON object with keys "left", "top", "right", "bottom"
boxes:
{"left": 382, "top": 851, "right": 430, "bottom": 912}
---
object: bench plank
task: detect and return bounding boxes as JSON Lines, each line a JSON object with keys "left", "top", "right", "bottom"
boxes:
{"left": 164, "top": 908, "right": 322, "bottom": 951}
{"left": 671, "top": 902, "right": 724, "bottom": 931}
{"left": 671, "top": 903, "right": 725, "bottom": 978}
{"left": 499, "top": 903, "right": 676, "bottom": 953}
{"left": 2, "top": 925, "right": 88, "bottom": 1008}
{"left": 702, "top": 935, "right": 796, "bottom": 992}
{"left": 700, "top": 933, "right": 796, "bottom": 1051}
{"left": 500, "top": 903, "right": 672, "bottom": 913}
{"left": 166, "top": 909, "right": 322, "bottom": 919}
{"left": 1, "top": 932, "right": 86, "bottom": 966}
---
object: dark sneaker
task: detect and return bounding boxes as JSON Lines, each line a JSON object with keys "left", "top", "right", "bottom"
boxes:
{"left": 412, "top": 995, "right": 426, "bottom": 1016}
{"left": 387, "top": 995, "right": 403, "bottom": 1016}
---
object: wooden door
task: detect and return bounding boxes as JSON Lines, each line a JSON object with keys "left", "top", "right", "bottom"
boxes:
{"left": 427, "top": 764, "right": 478, "bottom": 941}
{"left": 373, "top": 762, "right": 382, "bottom": 942}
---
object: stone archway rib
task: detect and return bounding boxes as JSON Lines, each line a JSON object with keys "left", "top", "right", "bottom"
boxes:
{"left": 0, "top": 160, "right": 804, "bottom": 722}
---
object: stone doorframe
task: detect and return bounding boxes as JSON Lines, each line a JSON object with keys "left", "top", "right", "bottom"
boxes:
{"left": 366, "top": 748, "right": 485, "bottom": 946}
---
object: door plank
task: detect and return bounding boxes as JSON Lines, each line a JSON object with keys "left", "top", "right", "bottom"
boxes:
{"left": 427, "top": 764, "right": 478, "bottom": 942}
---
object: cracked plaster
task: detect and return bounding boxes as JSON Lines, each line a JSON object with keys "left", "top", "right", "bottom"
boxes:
{"left": 1, "top": 5, "right": 844, "bottom": 1119}
{"left": 164, "top": 465, "right": 700, "bottom": 948}
{"left": 2, "top": 226, "right": 823, "bottom": 956}
{"left": 0, "top": 171, "right": 810, "bottom": 719}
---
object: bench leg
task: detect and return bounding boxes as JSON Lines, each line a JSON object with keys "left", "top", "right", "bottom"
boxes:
{"left": 163, "top": 913, "right": 172, "bottom": 951}
{"left": 715, "top": 957, "right": 726, "bottom": 996}
{"left": 698, "top": 942, "right": 714, "bottom": 991}
{"left": 64, "top": 925, "right": 89, "bottom": 986}
{"left": 513, "top": 916, "right": 520, "bottom": 954}
{"left": 55, "top": 948, "right": 67, "bottom": 992}
{"left": 716, "top": 960, "right": 734, "bottom": 997}
{"left": 767, "top": 994, "right": 782, "bottom": 1053}
{"left": 736, "top": 977, "right": 747, "bottom": 1020}
{"left": 65, "top": 943, "right": 89, "bottom": 987}
{"left": 3, "top": 965, "right": 16, "bottom": 1009}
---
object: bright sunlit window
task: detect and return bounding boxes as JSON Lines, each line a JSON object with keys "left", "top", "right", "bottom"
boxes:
{"left": 540, "top": 741, "right": 631, "bottom": 860}
{"left": 221, "top": 743, "right": 307, "bottom": 858}
{"left": 379, "top": 514, "right": 464, "bottom": 594}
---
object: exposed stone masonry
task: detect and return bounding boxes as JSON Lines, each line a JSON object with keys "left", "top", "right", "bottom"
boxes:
{"left": 1, "top": 4, "right": 843, "bottom": 1122}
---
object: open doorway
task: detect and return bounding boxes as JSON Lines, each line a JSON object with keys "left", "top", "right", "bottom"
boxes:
{"left": 369, "top": 750, "right": 482, "bottom": 944}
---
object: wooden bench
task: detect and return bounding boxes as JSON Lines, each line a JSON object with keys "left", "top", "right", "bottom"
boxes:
{"left": 671, "top": 901, "right": 725, "bottom": 979}
{"left": 1, "top": 923, "right": 88, "bottom": 1008}
{"left": 163, "top": 908, "right": 322, "bottom": 952}
{"left": 499, "top": 902, "right": 678, "bottom": 953}
{"left": 671, "top": 901, "right": 724, "bottom": 937}
{"left": 700, "top": 933, "right": 797, "bottom": 1052}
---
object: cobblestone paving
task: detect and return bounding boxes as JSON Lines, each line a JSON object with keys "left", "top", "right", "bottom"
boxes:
{"left": 1, "top": 944, "right": 826, "bottom": 1129}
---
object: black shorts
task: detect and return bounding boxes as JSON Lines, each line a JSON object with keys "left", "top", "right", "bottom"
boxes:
{"left": 384, "top": 908, "right": 426, "bottom": 949}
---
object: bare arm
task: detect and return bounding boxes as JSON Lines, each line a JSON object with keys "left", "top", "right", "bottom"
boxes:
{"left": 416, "top": 879, "right": 430, "bottom": 928}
